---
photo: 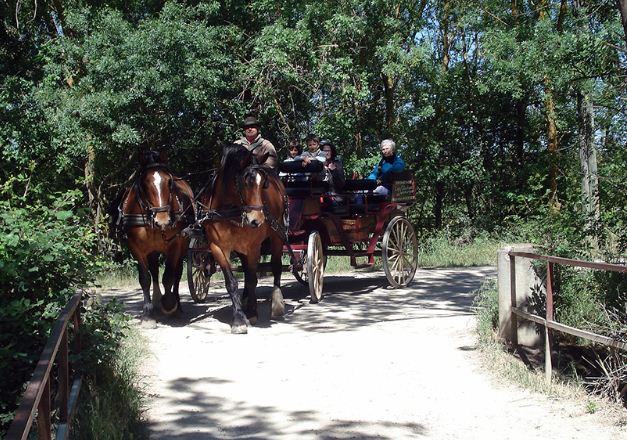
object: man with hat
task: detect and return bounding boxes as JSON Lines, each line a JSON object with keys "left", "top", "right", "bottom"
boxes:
{"left": 234, "top": 116, "right": 278, "bottom": 169}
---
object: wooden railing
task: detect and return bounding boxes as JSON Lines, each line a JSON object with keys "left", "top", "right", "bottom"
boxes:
{"left": 6, "top": 293, "right": 83, "bottom": 440}
{"left": 508, "top": 251, "right": 627, "bottom": 382}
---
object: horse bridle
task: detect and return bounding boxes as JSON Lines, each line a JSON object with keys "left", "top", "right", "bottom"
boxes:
{"left": 197, "top": 165, "right": 284, "bottom": 229}
{"left": 120, "top": 164, "right": 185, "bottom": 229}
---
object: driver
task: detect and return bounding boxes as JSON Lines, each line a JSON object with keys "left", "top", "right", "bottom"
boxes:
{"left": 234, "top": 116, "right": 278, "bottom": 169}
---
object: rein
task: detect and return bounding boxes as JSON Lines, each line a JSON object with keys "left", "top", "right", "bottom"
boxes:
{"left": 197, "top": 165, "right": 281, "bottom": 229}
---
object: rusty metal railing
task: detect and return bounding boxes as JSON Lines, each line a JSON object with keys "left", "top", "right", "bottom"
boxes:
{"left": 508, "top": 251, "right": 627, "bottom": 382}
{"left": 6, "top": 293, "right": 83, "bottom": 440}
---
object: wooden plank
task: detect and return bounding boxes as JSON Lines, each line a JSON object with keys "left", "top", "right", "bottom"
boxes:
{"left": 508, "top": 251, "right": 627, "bottom": 272}
{"left": 6, "top": 294, "right": 82, "bottom": 440}
{"left": 512, "top": 307, "right": 627, "bottom": 351}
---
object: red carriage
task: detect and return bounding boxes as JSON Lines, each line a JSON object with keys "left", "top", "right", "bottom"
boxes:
{"left": 187, "top": 159, "right": 419, "bottom": 305}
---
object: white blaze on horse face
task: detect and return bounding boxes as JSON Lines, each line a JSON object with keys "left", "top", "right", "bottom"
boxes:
{"left": 152, "top": 171, "right": 170, "bottom": 228}
{"left": 153, "top": 171, "right": 164, "bottom": 206}
{"left": 245, "top": 171, "right": 265, "bottom": 227}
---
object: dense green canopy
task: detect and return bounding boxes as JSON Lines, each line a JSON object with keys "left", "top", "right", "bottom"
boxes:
{"left": 2, "top": 1, "right": 624, "bottom": 250}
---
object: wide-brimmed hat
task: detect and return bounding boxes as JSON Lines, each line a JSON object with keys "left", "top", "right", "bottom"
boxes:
{"left": 242, "top": 116, "right": 260, "bottom": 128}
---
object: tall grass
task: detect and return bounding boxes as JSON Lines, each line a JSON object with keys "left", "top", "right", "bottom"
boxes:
{"left": 419, "top": 230, "right": 503, "bottom": 267}
{"left": 73, "top": 297, "right": 148, "bottom": 439}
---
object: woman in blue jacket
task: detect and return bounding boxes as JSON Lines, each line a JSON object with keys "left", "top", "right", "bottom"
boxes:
{"left": 368, "top": 139, "right": 406, "bottom": 196}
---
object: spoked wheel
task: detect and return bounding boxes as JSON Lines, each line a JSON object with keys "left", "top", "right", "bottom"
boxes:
{"left": 187, "top": 236, "right": 213, "bottom": 303}
{"left": 381, "top": 216, "right": 418, "bottom": 288}
{"left": 293, "top": 251, "right": 327, "bottom": 286}
{"left": 307, "top": 231, "right": 325, "bottom": 303}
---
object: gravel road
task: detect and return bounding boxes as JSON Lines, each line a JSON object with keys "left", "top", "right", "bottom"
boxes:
{"left": 107, "top": 267, "right": 626, "bottom": 439}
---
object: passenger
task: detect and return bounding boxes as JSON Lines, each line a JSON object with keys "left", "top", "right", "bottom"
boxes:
{"left": 284, "top": 140, "right": 301, "bottom": 162}
{"left": 320, "top": 140, "right": 345, "bottom": 204}
{"left": 300, "top": 133, "right": 326, "bottom": 168}
{"left": 367, "top": 138, "right": 406, "bottom": 196}
{"left": 280, "top": 140, "right": 306, "bottom": 181}
{"left": 234, "top": 116, "right": 278, "bottom": 169}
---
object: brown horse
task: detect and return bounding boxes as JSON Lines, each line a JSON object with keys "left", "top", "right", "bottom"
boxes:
{"left": 119, "top": 150, "right": 195, "bottom": 321}
{"left": 199, "top": 143, "right": 287, "bottom": 334}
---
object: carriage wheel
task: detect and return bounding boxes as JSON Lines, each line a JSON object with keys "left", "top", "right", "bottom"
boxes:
{"left": 307, "top": 231, "right": 325, "bottom": 303}
{"left": 187, "top": 236, "right": 212, "bottom": 303}
{"left": 293, "top": 252, "right": 327, "bottom": 286}
{"left": 381, "top": 216, "right": 418, "bottom": 288}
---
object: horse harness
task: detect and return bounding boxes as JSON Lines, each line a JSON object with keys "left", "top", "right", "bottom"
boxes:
{"left": 118, "top": 163, "right": 192, "bottom": 238}
{"left": 197, "top": 165, "right": 289, "bottom": 240}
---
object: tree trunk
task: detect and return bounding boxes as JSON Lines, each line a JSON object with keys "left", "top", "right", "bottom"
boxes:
{"left": 434, "top": 181, "right": 445, "bottom": 229}
{"left": 617, "top": 0, "right": 627, "bottom": 49}
{"left": 382, "top": 73, "right": 396, "bottom": 130}
{"left": 544, "top": 77, "right": 560, "bottom": 210}
{"left": 577, "top": 90, "right": 601, "bottom": 252}
{"left": 442, "top": 0, "right": 450, "bottom": 71}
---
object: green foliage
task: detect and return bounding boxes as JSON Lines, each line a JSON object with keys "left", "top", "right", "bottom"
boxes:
{"left": 472, "top": 278, "right": 499, "bottom": 345}
{"left": 73, "top": 298, "right": 146, "bottom": 440}
{"left": 0, "top": 174, "right": 98, "bottom": 435}
{"left": 419, "top": 229, "right": 502, "bottom": 268}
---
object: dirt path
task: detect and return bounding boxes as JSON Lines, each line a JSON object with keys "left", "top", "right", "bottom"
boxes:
{"left": 107, "top": 267, "right": 625, "bottom": 439}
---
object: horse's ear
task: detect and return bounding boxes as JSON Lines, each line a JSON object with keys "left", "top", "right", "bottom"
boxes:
{"left": 138, "top": 149, "right": 148, "bottom": 166}
{"left": 159, "top": 150, "right": 168, "bottom": 163}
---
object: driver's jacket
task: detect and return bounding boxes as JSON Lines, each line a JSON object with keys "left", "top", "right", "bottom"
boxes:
{"left": 234, "top": 134, "right": 278, "bottom": 169}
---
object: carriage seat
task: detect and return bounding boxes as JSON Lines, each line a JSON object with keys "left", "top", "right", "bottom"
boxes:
{"left": 280, "top": 160, "right": 328, "bottom": 196}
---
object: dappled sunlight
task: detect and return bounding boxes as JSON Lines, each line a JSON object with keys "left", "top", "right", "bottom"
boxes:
{"left": 146, "top": 376, "right": 428, "bottom": 439}
{"left": 101, "top": 267, "right": 496, "bottom": 335}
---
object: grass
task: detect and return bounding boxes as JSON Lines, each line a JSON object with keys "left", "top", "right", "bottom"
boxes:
{"left": 73, "top": 298, "right": 149, "bottom": 439}
{"left": 472, "top": 278, "right": 627, "bottom": 426}
{"left": 419, "top": 231, "right": 503, "bottom": 267}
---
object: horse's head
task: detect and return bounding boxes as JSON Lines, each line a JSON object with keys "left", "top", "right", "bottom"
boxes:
{"left": 135, "top": 151, "right": 180, "bottom": 230}
{"left": 216, "top": 144, "right": 269, "bottom": 228}
{"left": 239, "top": 166, "right": 270, "bottom": 228}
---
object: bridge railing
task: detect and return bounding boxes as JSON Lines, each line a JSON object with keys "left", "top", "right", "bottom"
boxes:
{"left": 6, "top": 293, "right": 83, "bottom": 440}
{"left": 499, "top": 246, "right": 626, "bottom": 383}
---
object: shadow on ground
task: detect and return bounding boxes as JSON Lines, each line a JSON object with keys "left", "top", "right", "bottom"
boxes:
{"left": 103, "top": 267, "right": 495, "bottom": 335}
{"left": 145, "top": 376, "right": 428, "bottom": 439}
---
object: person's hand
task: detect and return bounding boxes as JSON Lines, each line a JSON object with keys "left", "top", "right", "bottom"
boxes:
{"left": 376, "top": 179, "right": 382, "bottom": 186}
{"left": 302, "top": 157, "right": 311, "bottom": 166}
{"left": 327, "top": 162, "right": 336, "bottom": 170}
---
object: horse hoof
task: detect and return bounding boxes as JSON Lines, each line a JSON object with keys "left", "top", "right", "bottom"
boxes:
{"left": 141, "top": 317, "right": 157, "bottom": 329}
{"left": 231, "top": 324, "right": 248, "bottom": 334}
{"left": 161, "top": 296, "right": 178, "bottom": 316}
{"left": 271, "top": 287, "right": 285, "bottom": 319}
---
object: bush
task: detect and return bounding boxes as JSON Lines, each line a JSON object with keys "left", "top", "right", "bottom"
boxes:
{"left": 73, "top": 297, "right": 147, "bottom": 440}
{"left": 472, "top": 278, "right": 499, "bottom": 344}
{"left": 0, "top": 175, "right": 99, "bottom": 435}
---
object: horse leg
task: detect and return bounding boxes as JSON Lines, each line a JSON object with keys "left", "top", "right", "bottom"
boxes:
{"left": 270, "top": 235, "right": 285, "bottom": 319}
{"left": 136, "top": 259, "right": 154, "bottom": 319}
{"left": 147, "top": 253, "right": 162, "bottom": 311}
{"left": 161, "top": 246, "right": 184, "bottom": 315}
{"left": 210, "top": 243, "right": 248, "bottom": 334}
{"left": 239, "top": 254, "right": 259, "bottom": 325}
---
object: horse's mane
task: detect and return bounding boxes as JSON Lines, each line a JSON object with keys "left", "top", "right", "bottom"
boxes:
{"left": 220, "top": 143, "right": 252, "bottom": 192}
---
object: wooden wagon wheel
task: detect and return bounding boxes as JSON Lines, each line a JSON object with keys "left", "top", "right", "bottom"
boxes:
{"left": 187, "top": 236, "right": 212, "bottom": 303}
{"left": 381, "top": 216, "right": 418, "bottom": 288}
{"left": 307, "top": 231, "right": 325, "bottom": 303}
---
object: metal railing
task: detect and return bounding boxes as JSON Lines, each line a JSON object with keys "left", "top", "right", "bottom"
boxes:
{"left": 6, "top": 293, "right": 83, "bottom": 440}
{"left": 508, "top": 251, "right": 627, "bottom": 382}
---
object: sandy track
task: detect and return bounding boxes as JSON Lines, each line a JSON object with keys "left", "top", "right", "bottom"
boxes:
{"left": 106, "top": 267, "right": 625, "bottom": 439}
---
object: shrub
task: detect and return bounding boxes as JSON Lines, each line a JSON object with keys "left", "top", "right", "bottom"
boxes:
{"left": 0, "top": 175, "right": 99, "bottom": 435}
